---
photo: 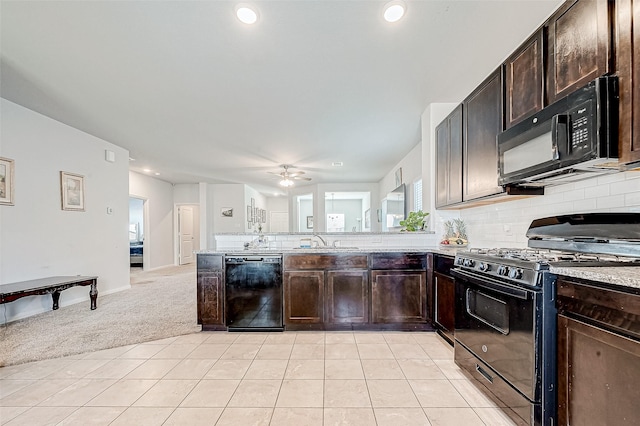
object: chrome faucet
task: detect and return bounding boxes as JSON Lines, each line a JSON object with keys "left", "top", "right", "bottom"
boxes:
{"left": 312, "top": 234, "right": 328, "bottom": 247}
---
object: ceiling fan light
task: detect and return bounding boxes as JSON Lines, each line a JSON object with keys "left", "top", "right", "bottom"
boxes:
{"left": 279, "top": 178, "right": 294, "bottom": 187}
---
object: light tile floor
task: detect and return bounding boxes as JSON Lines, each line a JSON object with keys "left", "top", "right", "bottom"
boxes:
{"left": 0, "top": 331, "right": 517, "bottom": 425}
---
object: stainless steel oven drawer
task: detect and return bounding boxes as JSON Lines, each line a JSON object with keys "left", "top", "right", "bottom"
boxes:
{"left": 455, "top": 341, "right": 533, "bottom": 426}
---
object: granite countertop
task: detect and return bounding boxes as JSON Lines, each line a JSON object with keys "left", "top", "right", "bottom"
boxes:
{"left": 549, "top": 265, "right": 640, "bottom": 290}
{"left": 197, "top": 249, "right": 640, "bottom": 291}
{"left": 197, "top": 247, "right": 465, "bottom": 255}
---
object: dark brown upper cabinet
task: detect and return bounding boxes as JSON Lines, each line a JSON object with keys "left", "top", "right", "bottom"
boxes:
{"left": 546, "top": 0, "right": 611, "bottom": 104}
{"left": 435, "top": 104, "right": 463, "bottom": 208}
{"left": 463, "top": 68, "right": 504, "bottom": 201}
{"left": 615, "top": 0, "right": 640, "bottom": 166}
{"left": 504, "top": 29, "right": 545, "bottom": 129}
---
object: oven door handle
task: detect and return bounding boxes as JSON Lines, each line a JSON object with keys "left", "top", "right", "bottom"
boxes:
{"left": 451, "top": 268, "right": 530, "bottom": 300}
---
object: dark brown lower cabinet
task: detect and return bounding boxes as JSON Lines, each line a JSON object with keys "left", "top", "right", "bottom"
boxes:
{"left": 557, "top": 278, "right": 640, "bottom": 425}
{"left": 196, "top": 254, "right": 225, "bottom": 330}
{"left": 433, "top": 271, "right": 455, "bottom": 344}
{"left": 370, "top": 270, "right": 426, "bottom": 323}
{"left": 326, "top": 270, "right": 369, "bottom": 324}
{"left": 283, "top": 270, "right": 324, "bottom": 325}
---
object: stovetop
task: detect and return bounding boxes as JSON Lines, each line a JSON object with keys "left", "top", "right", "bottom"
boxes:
{"left": 467, "top": 248, "right": 640, "bottom": 265}
{"left": 453, "top": 248, "right": 640, "bottom": 288}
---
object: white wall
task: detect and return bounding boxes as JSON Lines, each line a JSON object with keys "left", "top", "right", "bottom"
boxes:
{"left": 173, "top": 183, "right": 199, "bottom": 204}
{"left": 0, "top": 99, "right": 130, "bottom": 323}
{"left": 207, "top": 184, "right": 245, "bottom": 236}
{"left": 129, "top": 171, "right": 175, "bottom": 270}
{"left": 379, "top": 143, "right": 423, "bottom": 199}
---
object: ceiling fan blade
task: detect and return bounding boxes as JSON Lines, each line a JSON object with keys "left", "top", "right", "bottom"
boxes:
{"left": 293, "top": 176, "right": 312, "bottom": 181}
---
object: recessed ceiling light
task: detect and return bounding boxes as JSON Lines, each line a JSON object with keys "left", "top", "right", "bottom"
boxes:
{"left": 383, "top": 1, "right": 406, "bottom": 23}
{"left": 236, "top": 4, "right": 259, "bottom": 25}
{"left": 143, "top": 168, "right": 152, "bottom": 173}
{"left": 154, "top": 172, "right": 160, "bottom": 176}
{"left": 332, "top": 162, "right": 344, "bottom": 167}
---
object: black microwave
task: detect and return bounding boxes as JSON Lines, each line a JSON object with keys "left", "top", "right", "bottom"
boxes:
{"left": 498, "top": 76, "right": 619, "bottom": 187}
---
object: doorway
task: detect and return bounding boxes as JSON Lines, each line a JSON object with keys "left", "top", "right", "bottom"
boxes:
{"left": 176, "top": 204, "right": 200, "bottom": 265}
{"left": 129, "top": 197, "right": 145, "bottom": 269}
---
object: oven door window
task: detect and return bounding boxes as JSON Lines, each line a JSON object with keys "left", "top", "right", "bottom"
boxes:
{"left": 466, "top": 289, "right": 509, "bottom": 335}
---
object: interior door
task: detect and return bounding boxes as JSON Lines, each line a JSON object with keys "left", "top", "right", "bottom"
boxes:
{"left": 179, "top": 206, "right": 195, "bottom": 265}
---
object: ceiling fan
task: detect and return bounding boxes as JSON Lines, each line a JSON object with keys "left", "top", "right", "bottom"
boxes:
{"left": 268, "top": 165, "right": 312, "bottom": 187}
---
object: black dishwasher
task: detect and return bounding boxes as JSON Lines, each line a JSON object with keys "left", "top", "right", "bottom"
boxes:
{"left": 225, "top": 255, "right": 283, "bottom": 331}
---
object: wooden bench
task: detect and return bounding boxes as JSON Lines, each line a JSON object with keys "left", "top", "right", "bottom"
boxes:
{"left": 0, "top": 276, "right": 98, "bottom": 311}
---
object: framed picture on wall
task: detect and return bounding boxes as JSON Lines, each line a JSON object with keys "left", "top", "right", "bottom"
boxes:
{"left": 395, "top": 167, "right": 403, "bottom": 187}
{"left": 261, "top": 209, "right": 266, "bottom": 223}
{"left": 247, "top": 205, "right": 252, "bottom": 222}
{"left": 60, "top": 171, "right": 85, "bottom": 211}
{"left": 307, "top": 216, "right": 313, "bottom": 229}
{"left": 0, "top": 157, "right": 15, "bottom": 206}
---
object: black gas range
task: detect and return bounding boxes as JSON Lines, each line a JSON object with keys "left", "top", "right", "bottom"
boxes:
{"left": 451, "top": 213, "right": 640, "bottom": 426}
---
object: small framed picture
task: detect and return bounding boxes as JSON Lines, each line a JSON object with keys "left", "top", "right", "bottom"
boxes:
{"left": 0, "top": 157, "right": 15, "bottom": 206}
{"left": 306, "top": 216, "right": 314, "bottom": 229}
{"left": 261, "top": 209, "right": 266, "bottom": 223}
{"left": 247, "top": 205, "right": 252, "bottom": 222}
{"left": 395, "top": 167, "right": 403, "bottom": 187}
{"left": 60, "top": 171, "right": 85, "bottom": 211}
{"left": 221, "top": 207, "right": 233, "bottom": 217}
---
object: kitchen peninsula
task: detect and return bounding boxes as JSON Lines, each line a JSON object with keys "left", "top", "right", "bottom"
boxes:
{"left": 198, "top": 249, "right": 437, "bottom": 332}
{"left": 197, "top": 231, "right": 450, "bottom": 332}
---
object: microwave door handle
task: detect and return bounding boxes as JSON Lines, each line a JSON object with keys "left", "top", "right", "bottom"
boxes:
{"left": 551, "top": 114, "right": 569, "bottom": 160}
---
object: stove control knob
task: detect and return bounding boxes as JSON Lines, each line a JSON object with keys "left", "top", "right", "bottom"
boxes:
{"left": 464, "top": 259, "right": 475, "bottom": 267}
{"left": 456, "top": 257, "right": 464, "bottom": 266}
{"left": 497, "top": 265, "right": 508, "bottom": 276}
{"left": 509, "top": 268, "right": 523, "bottom": 279}
{"left": 478, "top": 262, "right": 491, "bottom": 272}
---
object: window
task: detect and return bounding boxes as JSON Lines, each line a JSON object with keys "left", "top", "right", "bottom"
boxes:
{"left": 413, "top": 179, "right": 423, "bottom": 211}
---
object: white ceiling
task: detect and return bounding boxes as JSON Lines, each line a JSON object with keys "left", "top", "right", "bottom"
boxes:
{"left": 1, "top": 0, "right": 563, "bottom": 194}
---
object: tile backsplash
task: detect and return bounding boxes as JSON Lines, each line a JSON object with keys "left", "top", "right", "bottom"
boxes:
{"left": 457, "top": 170, "right": 640, "bottom": 248}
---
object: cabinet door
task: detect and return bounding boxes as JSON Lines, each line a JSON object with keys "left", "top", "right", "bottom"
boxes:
{"left": 326, "top": 270, "right": 369, "bottom": 324}
{"left": 504, "top": 29, "right": 544, "bottom": 128}
{"left": 435, "top": 104, "right": 463, "bottom": 208}
{"left": 434, "top": 272, "right": 455, "bottom": 343}
{"left": 557, "top": 314, "right": 640, "bottom": 425}
{"left": 197, "top": 270, "right": 224, "bottom": 326}
{"left": 546, "top": 0, "right": 611, "bottom": 103}
{"left": 284, "top": 271, "right": 324, "bottom": 324}
{"left": 197, "top": 255, "right": 224, "bottom": 327}
{"left": 463, "top": 68, "right": 504, "bottom": 201}
{"left": 370, "top": 270, "right": 426, "bottom": 323}
{"left": 616, "top": 0, "right": 640, "bottom": 165}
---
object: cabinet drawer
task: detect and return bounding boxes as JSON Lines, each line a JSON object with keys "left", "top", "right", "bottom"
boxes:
{"left": 284, "top": 254, "right": 367, "bottom": 270}
{"left": 369, "top": 253, "right": 426, "bottom": 270}
{"left": 557, "top": 278, "right": 640, "bottom": 340}
{"left": 197, "top": 254, "right": 223, "bottom": 270}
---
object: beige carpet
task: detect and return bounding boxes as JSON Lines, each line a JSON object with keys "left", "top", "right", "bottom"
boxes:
{"left": 0, "top": 264, "right": 201, "bottom": 367}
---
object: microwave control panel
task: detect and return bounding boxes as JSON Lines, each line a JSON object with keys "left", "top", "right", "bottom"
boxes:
{"left": 568, "top": 100, "right": 593, "bottom": 155}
